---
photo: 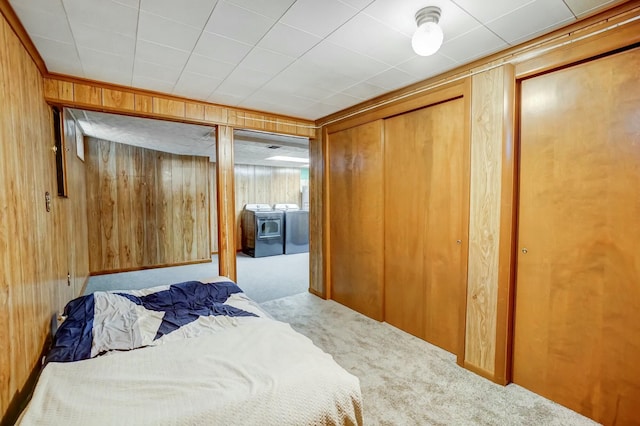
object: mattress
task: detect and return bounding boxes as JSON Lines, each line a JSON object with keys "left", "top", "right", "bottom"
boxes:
{"left": 18, "top": 278, "right": 363, "bottom": 425}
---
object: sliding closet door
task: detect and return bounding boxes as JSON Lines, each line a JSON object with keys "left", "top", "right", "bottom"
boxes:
{"left": 328, "top": 120, "right": 384, "bottom": 320}
{"left": 514, "top": 47, "right": 640, "bottom": 425}
{"left": 384, "top": 98, "right": 468, "bottom": 355}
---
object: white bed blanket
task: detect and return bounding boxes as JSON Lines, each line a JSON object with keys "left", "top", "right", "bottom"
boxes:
{"left": 19, "top": 319, "right": 363, "bottom": 425}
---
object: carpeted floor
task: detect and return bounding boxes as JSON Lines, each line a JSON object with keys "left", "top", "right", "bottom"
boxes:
{"left": 261, "top": 293, "right": 599, "bottom": 426}
{"left": 84, "top": 252, "right": 308, "bottom": 303}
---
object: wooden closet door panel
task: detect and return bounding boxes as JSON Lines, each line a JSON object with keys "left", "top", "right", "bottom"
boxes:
{"left": 384, "top": 98, "right": 467, "bottom": 352}
{"left": 514, "top": 47, "right": 640, "bottom": 425}
{"left": 384, "top": 110, "right": 431, "bottom": 339}
{"left": 422, "top": 98, "right": 466, "bottom": 354}
{"left": 329, "top": 120, "right": 384, "bottom": 320}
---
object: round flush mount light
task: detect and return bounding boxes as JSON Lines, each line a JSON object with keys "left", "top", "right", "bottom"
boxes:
{"left": 411, "top": 6, "right": 444, "bottom": 56}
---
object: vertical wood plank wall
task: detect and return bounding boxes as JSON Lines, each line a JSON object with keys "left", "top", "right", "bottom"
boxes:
{"left": 215, "top": 126, "right": 236, "bottom": 281}
{"left": 464, "top": 67, "right": 507, "bottom": 377}
{"left": 85, "top": 137, "right": 210, "bottom": 274}
{"left": 0, "top": 13, "right": 88, "bottom": 422}
{"left": 308, "top": 133, "right": 324, "bottom": 296}
{"left": 208, "top": 163, "right": 302, "bottom": 253}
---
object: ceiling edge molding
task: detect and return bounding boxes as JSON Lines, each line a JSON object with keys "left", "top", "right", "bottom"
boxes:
{"left": 44, "top": 75, "right": 317, "bottom": 138}
{"left": 0, "top": 0, "right": 48, "bottom": 76}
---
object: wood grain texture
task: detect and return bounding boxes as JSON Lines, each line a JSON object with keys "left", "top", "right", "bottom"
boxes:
{"left": 309, "top": 130, "right": 324, "bottom": 296}
{"left": 0, "top": 13, "right": 88, "bottom": 423}
{"left": 464, "top": 67, "right": 506, "bottom": 375}
{"left": 514, "top": 47, "right": 640, "bottom": 426}
{"left": 103, "top": 88, "right": 134, "bottom": 111}
{"left": 384, "top": 98, "right": 469, "bottom": 357}
{"left": 85, "top": 137, "right": 210, "bottom": 273}
{"left": 328, "top": 120, "right": 384, "bottom": 320}
{"left": 494, "top": 64, "right": 518, "bottom": 385}
{"left": 73, "top": 83, "right": 101, "bottom": 106}
{"left": 209, "top": 162, "right": 218, "bottom": 253}
{"left": 42, "top": 76, "right": 315, "bottom": 137}
{"left": 216, "top": 126, "right": 237, "bottom": 281}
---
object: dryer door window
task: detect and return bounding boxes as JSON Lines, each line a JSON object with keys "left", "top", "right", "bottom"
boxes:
{"left": 257, "top": 217, "right": 281, "bottom": 239}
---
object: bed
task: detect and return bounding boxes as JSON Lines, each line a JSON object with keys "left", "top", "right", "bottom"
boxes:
{"left": 18, "top": 277, "right": 363, "bottom": 425}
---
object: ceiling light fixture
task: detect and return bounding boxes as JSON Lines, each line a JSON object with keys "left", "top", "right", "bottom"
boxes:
{"left": 411, "top": 6, "right": 444, "bottom": 56}
{"left": 265, "top": 156, "right": 309, "bottom": 163}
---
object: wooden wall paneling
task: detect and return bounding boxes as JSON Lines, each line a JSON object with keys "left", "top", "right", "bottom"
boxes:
{"left": 116, "top": 143, "right": 133, "bottom": 268}
{"left": 0, "top": 19, "right": 14, "bottom": 413}
{"left": 209, "top": 162, "right": 218, "bottom": 253}
{"left": 73, "top": 83, "right": 101, "bottom": 106}
{"left": 216, "top": 126, "right": 237, "bottom": 281}
{"left": 328, "top": 120, "right": 385, "bottom": 320}
{"left": 171, "top": 155, "right": 184, "bottom": 263}
{"left": 156, "top": 151, "right": 172, "bottom": 265}
{"left": 205, "top": 105, "right": 228, "bottom": 124}
{"left": 42, "top": 76, "right": 315, "bottom": 138}
{"left": 142, "top": 148, "right": 158, "bottom": 265}
{"left": 182, "top": 156, "right": 197, "bottom": 260}
{"left": 234, "top": 164, "right": 250, "bottom": 251}
{"left": 98, "top": 138, "right": 119, "bottom": 271}
{"left": 131, "top": 145, "right": 145, "bottom": 267}
{"left": 58, "top": 80, "right": 73, "bottom": 101}
{"left": 185, "top": 102, "right": 204, "bottom": 121}
{"left": 86, "top": 139, "right": 102, "bottom": 272}
{"left": 103, "top": 88, "right": 135, "bottom": 111}
{"left": 135, "top": 94, "right": 153, "bottom": 114}
{"left": 195, "top": 158, "right": 209, "bottom": 259}
{"left": 494, "top": 64, "right": 518, "bottom": 385}
{"left": 309, "top": 130, "right": 324, "bottom": 297}
{"left": 86, "top": 138, "right": 211, "bottom": 274}
{"left": 0, "top": 12, "right": 87, "bottom": 422}
{"left": 464, "top": 66, "right": 506, "bottom": 378}
{"left": 153, "top": 98, "right": 186, "bottom": 119}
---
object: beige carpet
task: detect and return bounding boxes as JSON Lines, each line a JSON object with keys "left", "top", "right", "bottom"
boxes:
{"left": 261, "top": 293, "right": 599, "bottom": 426}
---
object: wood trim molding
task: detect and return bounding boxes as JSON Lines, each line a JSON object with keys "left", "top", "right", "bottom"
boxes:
{"left": 515, "top": 5, "right": 640, "bottom": 78}
{"left": 321, "top": 126, "right": 331, "bottom": 300}
{"left": 42, "top": 75, "right": 315, "bottom": 138}
{"left": 308, "top": 288, "right": 326, "bottom": 299}
{"left": 216, "top": 125, "right": 237, "bottom": 282}
{"left": 89, "top": 259, "right": 212, "bottom": 276}
{"left": 324, "top": 81, "right": 465, "bottom": 134}
{"left": 0, "top": 0, "right": 47, "bottom": 76}
{"left": 493, "top": 64, "right": 518, "bottom": 386}
{"left": 463, "top": 361, "right": 498, "bottom": 383}
{"left": 456, "top": 77, "right": 473, "bottom": 367}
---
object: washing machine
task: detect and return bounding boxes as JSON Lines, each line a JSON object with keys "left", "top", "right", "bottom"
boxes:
{"left": 241, "top": 204, "right": 284, "bottom": 258}
{"left": 274, "top": 204, "right": 309, "bottom": 254}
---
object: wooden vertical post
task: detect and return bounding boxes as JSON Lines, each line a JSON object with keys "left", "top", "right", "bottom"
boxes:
{"left": 215, "top": 125, "right": 237, "bottom": 281}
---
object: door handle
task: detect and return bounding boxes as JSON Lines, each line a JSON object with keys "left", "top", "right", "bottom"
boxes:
{"left": 521, "top": 248, "right": 528, "bottom": 254}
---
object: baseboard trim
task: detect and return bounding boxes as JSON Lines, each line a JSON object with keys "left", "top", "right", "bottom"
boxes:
{"left": 308, "top": 287, "right": 326, "bottom": 299}
{"left": 463, "top": 361, "right": 507, "bottom": 385}
{"left": 90, "top": 258, "right": 212, "bottom": 276}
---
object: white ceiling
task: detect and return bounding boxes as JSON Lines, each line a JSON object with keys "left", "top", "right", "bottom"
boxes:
{"left": 11, "top": 0, "right": 622, "bottom": 120}
{"left": 71, "top": 109, "right": 309, "bottom": 167}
